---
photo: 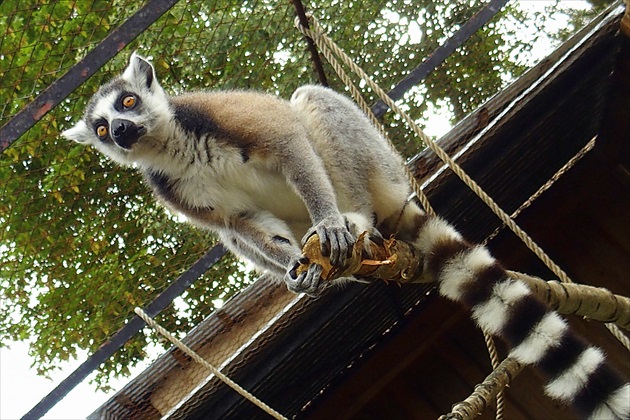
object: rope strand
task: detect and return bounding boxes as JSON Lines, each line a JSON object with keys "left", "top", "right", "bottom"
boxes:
{"left": 482, "top": 331, "right": 505, "bottom": 420}
{"left": 293, "top": 16, "right": 435, "bottom": 216}
{"left": 134, "top": 307, "right": 288, "bottom": 420}
{"left": 483, "top": 136, "right": 597, "bottom": 244}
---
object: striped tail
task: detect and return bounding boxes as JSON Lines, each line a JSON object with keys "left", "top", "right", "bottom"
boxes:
{"left": 415, "top": 216, "right": 630, "bottom": 419}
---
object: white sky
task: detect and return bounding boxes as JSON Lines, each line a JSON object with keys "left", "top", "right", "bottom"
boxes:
{"left": 0, "top": 341, "right": 150, "bottom": 419}
{"left": 0, "top": 1, "right": 595, "bottom": 419}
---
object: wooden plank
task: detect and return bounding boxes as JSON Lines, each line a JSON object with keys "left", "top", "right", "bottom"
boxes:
{"left": 304, "top": 296, "right": 467, "bottom": 419}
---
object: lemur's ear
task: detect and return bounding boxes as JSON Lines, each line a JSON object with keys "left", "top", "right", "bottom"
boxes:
{"left": 62, "top": 120, "right": 92, "bottom": 144}
{"left": 122, "top": 52, "right": 155, "bottom": 89}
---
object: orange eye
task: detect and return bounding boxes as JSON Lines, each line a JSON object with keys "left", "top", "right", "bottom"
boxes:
{"left": 96, "top": 125, "right": 108, "bottom": 137}
{"left": 122, "top": 95, "right": 136, "bottom": 109}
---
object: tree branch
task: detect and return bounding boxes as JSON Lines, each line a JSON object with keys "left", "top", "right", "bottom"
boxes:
{"left": 297, "top": 232, "right": 432, "bottom": 284}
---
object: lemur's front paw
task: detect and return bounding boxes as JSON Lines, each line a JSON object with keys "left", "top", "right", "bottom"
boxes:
{"left": 302, "top": 216, "right": 354, "bottom": 269}
{"left": 285, "top": 257, "right": 326, "bottom": 297}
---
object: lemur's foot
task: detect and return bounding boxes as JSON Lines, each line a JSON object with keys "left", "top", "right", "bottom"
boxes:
{"left": 285, "top": 257, "right": 327, "bottom": 297}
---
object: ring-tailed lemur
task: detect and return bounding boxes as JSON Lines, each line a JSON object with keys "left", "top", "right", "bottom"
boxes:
{"left": 63, "top": 53, "right": 629, "bottom": 419}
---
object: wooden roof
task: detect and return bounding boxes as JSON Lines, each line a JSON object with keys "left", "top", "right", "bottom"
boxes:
{"left": 90, "top": 5, "right": 630, "bottom": 419}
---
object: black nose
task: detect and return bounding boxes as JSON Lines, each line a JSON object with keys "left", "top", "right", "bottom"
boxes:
{"left": 110, "top": 119, "right": 145, "bottom": 149}
{"left": 112, "top": 119, "right": 129, "bottom": 137}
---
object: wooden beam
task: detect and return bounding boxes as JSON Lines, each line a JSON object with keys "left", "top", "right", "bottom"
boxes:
{"left": 304, "top": 295, "right": 467, "bottom": 419}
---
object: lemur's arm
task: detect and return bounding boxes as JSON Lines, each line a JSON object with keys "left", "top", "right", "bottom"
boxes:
{"left": 263, "top": 128, "right": 357, "bottom": 294}
{"left": 273, "top": 132, "right": 355, "bottom": 267}
{"left": 208, "top": 93, "right": 355, "bottom": 267}
{"left": 218, "top": 230, "right": 288, "bottom": 274}
{"left": 224, "top": 212, "right": 328, "bottom": 296}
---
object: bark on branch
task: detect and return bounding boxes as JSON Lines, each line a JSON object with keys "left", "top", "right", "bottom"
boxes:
{"left": 297, "top": 232, "right": 432, "bottom": 284}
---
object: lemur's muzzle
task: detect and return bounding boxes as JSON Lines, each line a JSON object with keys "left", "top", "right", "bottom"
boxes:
{"left": 111, "top": 118, "right": 147, "bottom": 149}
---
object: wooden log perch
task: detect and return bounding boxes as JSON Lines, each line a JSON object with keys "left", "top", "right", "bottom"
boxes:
{"left": 296, "top": 232, "right": 432, "bottom": 284}
{"left": 439, "top": 357, "right": 524, "bottom": 420}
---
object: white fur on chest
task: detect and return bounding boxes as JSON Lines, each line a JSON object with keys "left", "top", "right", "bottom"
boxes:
{"left": 173, "top": 152, "right": 310, "bottom": 223}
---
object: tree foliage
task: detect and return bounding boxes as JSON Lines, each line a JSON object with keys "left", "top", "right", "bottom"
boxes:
{"left": 0, "top": 0, "right": 612, "bottom": 388}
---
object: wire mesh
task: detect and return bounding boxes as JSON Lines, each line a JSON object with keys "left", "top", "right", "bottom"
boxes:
{"left": 0, "top": 0, "right": 619, "bottom": 418}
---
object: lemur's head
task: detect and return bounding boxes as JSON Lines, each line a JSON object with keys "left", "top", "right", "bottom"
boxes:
{"left": 62, "top": 53, "right": 171, "bottom": 166}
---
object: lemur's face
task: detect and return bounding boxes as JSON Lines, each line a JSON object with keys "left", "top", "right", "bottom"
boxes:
{"left": 62, "top": 53, "right": 170, "bottom": 166}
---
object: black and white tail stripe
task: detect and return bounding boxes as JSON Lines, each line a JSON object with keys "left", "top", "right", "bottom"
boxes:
{"left": 415, "top": 217, "right": 630, "bottom": 419}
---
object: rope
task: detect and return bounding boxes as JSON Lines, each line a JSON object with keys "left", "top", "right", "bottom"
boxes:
{"left": 295, "top": 15, "right": 630, "bottom": 420}
{"left": 482, "top": 331, "right": 505, "bottom": 420}
{"left": 483, "top": 136, "right": 596, "bottom": 244}
{"left": 294, "top": 15, "right": 630, "bottom": 354}
{"left": 440, "top": 358, "right": 524, "bottom": 420}
{"left": 606, "top": 323, "right": 630, "bottom": 351}
{"left": 134, "top": 307, "right": 288, "bottom": 420}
